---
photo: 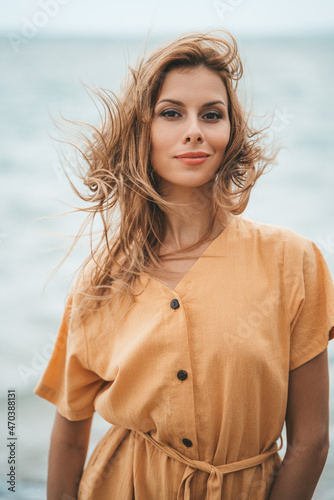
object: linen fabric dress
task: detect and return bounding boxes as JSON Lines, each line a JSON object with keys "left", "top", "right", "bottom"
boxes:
{"left": 34, "top": 215, "right": 334, "bottom": 500}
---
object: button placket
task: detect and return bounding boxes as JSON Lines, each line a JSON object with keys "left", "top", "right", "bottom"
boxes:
{"left": 167, "top": 292, "right": 197, "bottom": 456}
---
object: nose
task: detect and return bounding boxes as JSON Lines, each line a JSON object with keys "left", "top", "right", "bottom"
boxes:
{"left": 182, "top": 114, "right": 204, "bottom": 143}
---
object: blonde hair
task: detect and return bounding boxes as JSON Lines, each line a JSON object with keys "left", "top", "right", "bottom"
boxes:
{"left": 46, "top": 29, "right": 279, "bottom": 327}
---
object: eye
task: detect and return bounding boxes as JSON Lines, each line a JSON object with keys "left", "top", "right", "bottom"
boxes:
{"left": 160, "top": 109, "right": 180, "bottom": 118}
{"left": 203, "top": 111, "right": 222, "bottom": 120}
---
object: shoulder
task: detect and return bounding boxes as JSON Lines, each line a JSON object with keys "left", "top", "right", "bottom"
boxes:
{"left": 235, "top": 218, "right": 331, "bottom": 294}
{"left": 70, "top": 257, "right": 97, "bottom": 304}
{"left": 71, "top": 246, "right": 116, "bottom": 301}
{"left": 68, "top": 250, "right": 116, "bottom": 329}
{"left": 236, "top": 215, "right": 313, "bottom": 254}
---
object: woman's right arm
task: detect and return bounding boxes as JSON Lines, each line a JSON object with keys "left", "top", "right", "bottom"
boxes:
{"left": 47, "top": 409, "right": 93, "bottom": 500}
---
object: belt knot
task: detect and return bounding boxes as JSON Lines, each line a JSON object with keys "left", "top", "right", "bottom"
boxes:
{"left": 134, "top": 430, "right": 283, "bottom": 500}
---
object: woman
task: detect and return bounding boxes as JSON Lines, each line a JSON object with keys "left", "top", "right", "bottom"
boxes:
{"left": 34, "top": 29, "right": 334, "bottom": 499}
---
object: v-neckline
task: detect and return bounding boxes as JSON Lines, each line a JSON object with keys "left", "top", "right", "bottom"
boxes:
{"left": 142, "top": 215, "right": 238, "bottom": 293}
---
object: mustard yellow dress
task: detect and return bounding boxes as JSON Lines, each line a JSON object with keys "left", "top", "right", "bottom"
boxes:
{"left": 34, "top": 215, "right": 334, "bottom": 499}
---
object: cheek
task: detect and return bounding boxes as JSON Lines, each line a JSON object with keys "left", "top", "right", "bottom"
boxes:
{"left": 213, "top": 128, "right": 230, "bottom": 154}
{"left": 150, "top": 128, "right": 164, "bottom": 166}
{"left": 150, "top": 123, "right": 162, "bottom": 151}
{"left": 150, "top": 138, "right": 164, "bottom": 160}
{"left": 150, "top": 123, "right": 173, "bottom": 156}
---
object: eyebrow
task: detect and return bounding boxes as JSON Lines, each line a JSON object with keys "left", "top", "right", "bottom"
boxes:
{"left": 156, "top": 99, "right": 226, "bottom": 108}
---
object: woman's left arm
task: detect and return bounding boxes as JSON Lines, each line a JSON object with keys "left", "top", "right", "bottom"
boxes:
{"left": 268, "top": 347, "right": 330, "bottom": 500}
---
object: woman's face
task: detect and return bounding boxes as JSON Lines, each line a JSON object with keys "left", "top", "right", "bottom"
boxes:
{"left": 150, "top": 65, "right": 230, "bottom": 194}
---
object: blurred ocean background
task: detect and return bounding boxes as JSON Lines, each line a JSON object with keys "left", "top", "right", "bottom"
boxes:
{"left": 1, "top": 31, "right": 334, "bottom": 499}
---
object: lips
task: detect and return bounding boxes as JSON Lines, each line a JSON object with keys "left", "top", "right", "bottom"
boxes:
{"left": 175, "top": 152, "right": 210, "bottom": 158}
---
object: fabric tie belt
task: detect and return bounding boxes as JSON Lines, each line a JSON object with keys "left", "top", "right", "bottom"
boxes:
{"left": 134, "top": 430, "right": 283, "bottom": 500}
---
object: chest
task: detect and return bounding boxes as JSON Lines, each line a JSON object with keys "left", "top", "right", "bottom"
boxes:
{"left": 151, "top": 239, "right": 217, "bottom": 290}
{"left": 151, "top": 255, "right": 199, "bottom": 290}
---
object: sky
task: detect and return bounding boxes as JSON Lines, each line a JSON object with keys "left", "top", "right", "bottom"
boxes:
{"left": 1, "top": 0, "right": 334, "bottom": 39}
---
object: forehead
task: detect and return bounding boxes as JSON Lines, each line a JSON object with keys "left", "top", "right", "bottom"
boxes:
{"left": 157, "top": 66, "right": 228, "bottom": 102}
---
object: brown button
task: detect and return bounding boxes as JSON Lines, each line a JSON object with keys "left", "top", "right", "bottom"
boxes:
{"left": 177, "top": 370, "right": 188, "bottom": 381}
{"left": 182, "top": 438, "right": 193, "bottom": 447}
{"left": 170, "top": 299, "right": 180, "bottom": 309}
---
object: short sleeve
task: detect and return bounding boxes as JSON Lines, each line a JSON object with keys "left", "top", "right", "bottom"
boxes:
{"left": 284, "top": 230, "right": 334, "bottom": 371}
{"left": 33, "top": 285, "right": 106, "bottom": 421}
